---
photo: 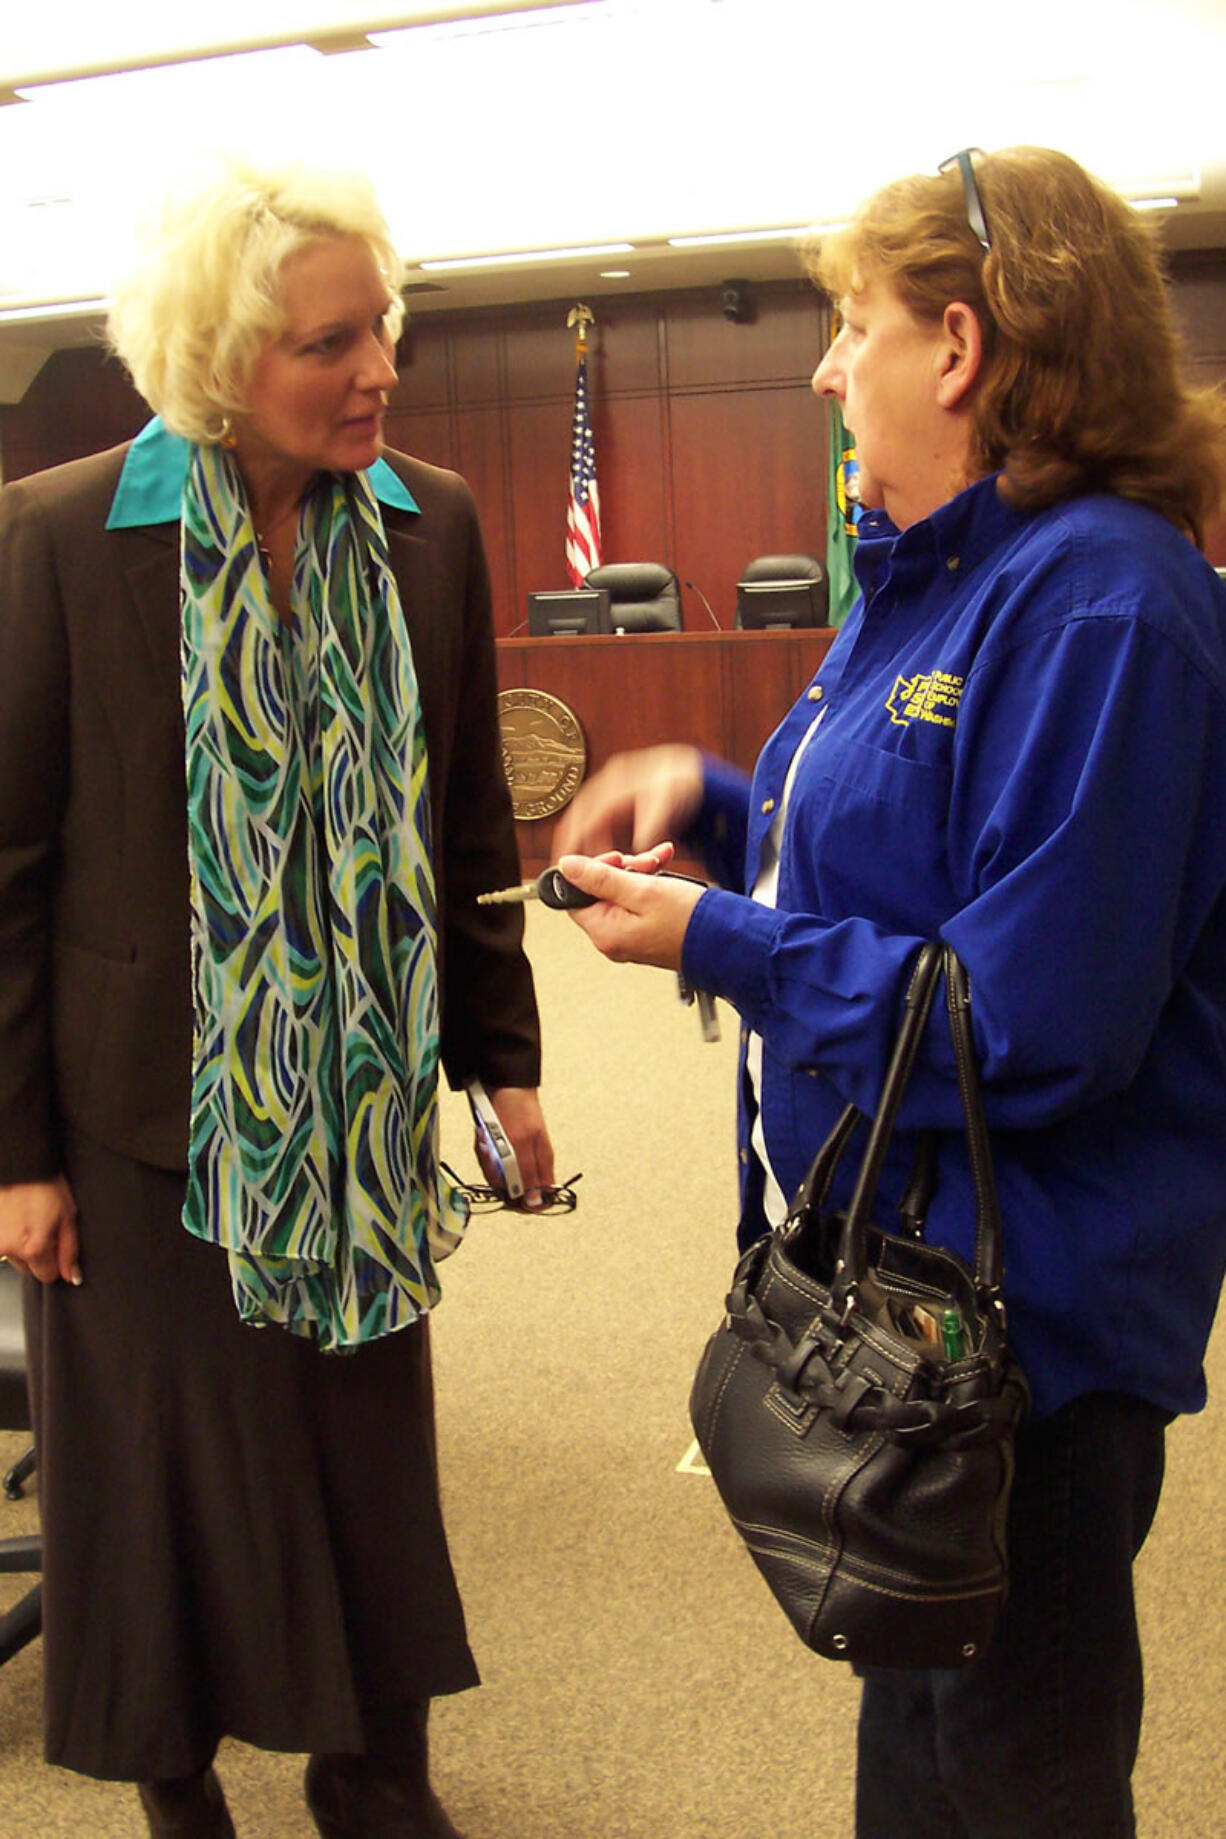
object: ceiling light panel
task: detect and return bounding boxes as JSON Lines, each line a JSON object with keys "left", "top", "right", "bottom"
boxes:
{"left": 0, "top": 0, "right": 1220, "bottom": 318}
{"left": 1, "top": 2, "right": 605, "bottom": 87}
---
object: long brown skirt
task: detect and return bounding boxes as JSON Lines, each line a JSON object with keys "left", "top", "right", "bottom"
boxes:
{"left": 23, "top": 1126, "right": 479, "bottom": 1782}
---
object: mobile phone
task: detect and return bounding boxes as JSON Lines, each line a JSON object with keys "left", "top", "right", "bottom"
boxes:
{"left": 465, "top": 1079, "right": 525, "bottom": 1201}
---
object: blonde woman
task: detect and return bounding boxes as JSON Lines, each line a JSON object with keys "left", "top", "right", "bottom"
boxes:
{"left": 0, "top": 160, "right": 553, "bottom": 1838}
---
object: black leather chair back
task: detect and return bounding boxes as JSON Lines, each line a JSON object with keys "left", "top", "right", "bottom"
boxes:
{"left": 585, "top": 563, "right": 682, "bottom": 633}
{"left": 735, "top": 553, "right": 829, "bottom": 627}
{"left": 739, "top": 553, "right": 825, "bottom": 584}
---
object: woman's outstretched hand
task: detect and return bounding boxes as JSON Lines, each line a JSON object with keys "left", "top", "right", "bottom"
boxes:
{"left": 552, "top": 745, "right": 704, "bottom": 858}
{"left": 556, "top": 851, "right": 705, "bottom": 973}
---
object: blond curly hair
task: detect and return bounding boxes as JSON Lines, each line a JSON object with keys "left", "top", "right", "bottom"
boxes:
{"left": 108, "top": 159, "right": 406, "bottom": 445}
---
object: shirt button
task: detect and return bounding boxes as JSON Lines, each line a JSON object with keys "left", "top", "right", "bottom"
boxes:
{"left": 761, "top": 797, "right": 776, "bottom": 815}
{"left": 739, "top": 1147, "right": 749, "bottom": 1165}
{"left": 946, "top": 555, "right": 961, "bottom": 571}
{"left": 808, "top": 684, "right": 823, "bottom": 702}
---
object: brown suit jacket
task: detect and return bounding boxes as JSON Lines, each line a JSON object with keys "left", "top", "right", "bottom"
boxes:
{"left": 0, "top": 442, "right": 540, "bottom": 1181}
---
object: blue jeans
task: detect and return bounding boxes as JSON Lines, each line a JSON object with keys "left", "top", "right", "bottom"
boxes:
{"left": 855, "top": 1391, "right": 1169, "bottom": 1839}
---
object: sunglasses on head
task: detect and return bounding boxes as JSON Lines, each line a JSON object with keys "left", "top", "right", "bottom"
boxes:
{"left": 939, "top": 148, "right": 991, "bottom": 254}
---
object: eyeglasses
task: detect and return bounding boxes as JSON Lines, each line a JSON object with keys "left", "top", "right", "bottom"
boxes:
{"left": 939, "top": 148, "right": 991, "bottom": 254}
{"left": 442, "top": 1163, "right": 583, "bottom": 1217}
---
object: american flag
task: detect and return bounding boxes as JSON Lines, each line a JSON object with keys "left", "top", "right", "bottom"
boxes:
{"left": 565, "top": 351, "right": 602, "bottom": 585}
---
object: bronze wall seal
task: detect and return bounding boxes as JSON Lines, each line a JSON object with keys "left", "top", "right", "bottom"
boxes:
{"left": 497, "top": 689, "right": 587, "bottom": 820}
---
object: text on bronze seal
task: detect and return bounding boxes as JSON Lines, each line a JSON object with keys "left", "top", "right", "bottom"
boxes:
{"left": 497, "top": 690, "right": 587, "bottom": 821}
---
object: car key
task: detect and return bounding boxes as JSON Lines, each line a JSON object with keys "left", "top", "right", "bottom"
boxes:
{"left": 480, "top": 866, "right": 721, "bottom": 1042}
{"left": 478, "top": 865, "right": 712, "bottom": 911}
{"left": 477, "top": 867, "right": 598, "bottom": 909}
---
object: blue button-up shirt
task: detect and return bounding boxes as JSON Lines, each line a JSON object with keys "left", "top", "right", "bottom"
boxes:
{"left": 682, "top": 474, "right": 1226, "bottom": 1419}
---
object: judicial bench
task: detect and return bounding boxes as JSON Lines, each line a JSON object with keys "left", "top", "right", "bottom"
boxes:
{"left": 496, "top": 627, "right": 838, "bottom": 873}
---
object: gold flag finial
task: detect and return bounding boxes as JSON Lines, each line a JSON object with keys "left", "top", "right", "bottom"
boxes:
{"left": 567, "top": 303, "right": 595, "bottom": 353}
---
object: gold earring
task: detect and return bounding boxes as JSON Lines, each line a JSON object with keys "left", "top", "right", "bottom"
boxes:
{"left": 219, "top": 418, "right": 237, "bottom": 450}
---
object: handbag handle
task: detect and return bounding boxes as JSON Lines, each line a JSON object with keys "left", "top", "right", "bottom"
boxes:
{"left": 944, "top": 946, "right": 1005, "bottom": 1296}
{"left": 833, "top": 942, "right": 1005, "bottom": 1311}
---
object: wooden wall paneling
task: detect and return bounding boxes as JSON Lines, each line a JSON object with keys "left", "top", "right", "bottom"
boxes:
{"left": 502, "top": 311, "right": 588, "bottom": 400}
{"left": 590, "top": 635, "right": 728, "bottom": 758}
{"left": 500, "top": 301, "right": 665, "bottom": 404}
{"left": 669, "top": 384, "right": 828, "bottom": 628}
{"left": 450, "top": 320, "right": 503, "bottom": 405}
{"left": 663, "top": 281, "right": 824, "bottom": 390}
{"left": 583, "top": 304, "right": 665, "bottom": 398}
{"left": 0, "top": 348, "right": 147, "bottom": 483}
{"left": 585, "top": 390, "right": 673, "bottom": 581}
{"left": 498, "top": 636, "right": 725, "bottom": 760}
{"left": 505, "top": 398, "right": 585, "bottom": 622}
{"left": 451, "top": 405, "right": 514, "bottom": 628}
{"left": 1171, "top": 259, "right": 1226, "bottom": 358}
{"left": 383, "top": 407, "right": 455, "bottom": 472}
{"left": 390, "top": 319, "right": 452, "bottom": 408}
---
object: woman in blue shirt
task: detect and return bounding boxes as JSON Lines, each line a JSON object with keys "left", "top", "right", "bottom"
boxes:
{"left": 554, "top": 146, "right": 1226, "bottom": 1838}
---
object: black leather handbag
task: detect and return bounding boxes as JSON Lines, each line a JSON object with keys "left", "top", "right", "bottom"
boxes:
{"left": 689, "top": 942, "right": 1029, "bottom": 1669}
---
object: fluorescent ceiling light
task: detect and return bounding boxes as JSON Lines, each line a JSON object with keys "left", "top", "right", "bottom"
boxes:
{"left": 368, "top": 1, "right": 604, "bottom": 46}
{"left": 418, "top": 243, "right": 634, "bottom": 271}
{"left": 2, "top": 2, "right": 601, "bottom": 92}
{"left": 0, "top": 296, "right": 108, "bottom": 325}
{"left": 668, "top": 226, "right": 810, "bottom": 249}
{"left": 1131, "top": 196, "right": 1181, "bottom": 211}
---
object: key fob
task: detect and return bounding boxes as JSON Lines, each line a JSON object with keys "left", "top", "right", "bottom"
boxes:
{"left": 536, "top": 868, "right": 599, "bottom": 910}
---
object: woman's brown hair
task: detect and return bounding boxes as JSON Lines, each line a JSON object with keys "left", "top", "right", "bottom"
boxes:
{"left": 810, "top": 147, "right": 1226, "bottom": 547}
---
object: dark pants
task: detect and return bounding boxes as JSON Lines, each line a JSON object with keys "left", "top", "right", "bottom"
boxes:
{"left": 855, "top": 1392, "right": 1170, "bottom": 1839}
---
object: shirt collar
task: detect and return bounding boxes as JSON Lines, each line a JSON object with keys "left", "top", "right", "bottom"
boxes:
{"left": 853, "top": 474, "right": 1025, "bottom": 598}
{"left": 105, "top": 415, "right": 419, "bottom": 530}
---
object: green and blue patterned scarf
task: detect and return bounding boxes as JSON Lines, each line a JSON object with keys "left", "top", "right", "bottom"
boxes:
{"left": 179, "top": 441, "right": 468, "bottom": 1351}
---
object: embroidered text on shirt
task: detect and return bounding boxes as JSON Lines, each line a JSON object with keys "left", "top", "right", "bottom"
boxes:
{"left": 886, "top": 670, "right": 964, "bottom": 729}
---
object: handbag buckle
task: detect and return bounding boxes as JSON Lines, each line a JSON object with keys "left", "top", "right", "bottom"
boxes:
{"left": 836, "top": 1275, "right": 859, "bottom": 1329}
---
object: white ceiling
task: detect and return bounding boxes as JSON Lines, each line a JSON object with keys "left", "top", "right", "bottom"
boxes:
{"left": 1, "top": 0, "right": 1224, "bottom": 388}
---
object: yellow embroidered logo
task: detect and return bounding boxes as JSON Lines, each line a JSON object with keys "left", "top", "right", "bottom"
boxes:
{"left": 886, "top": 670, "right": 964, "bottom": 729}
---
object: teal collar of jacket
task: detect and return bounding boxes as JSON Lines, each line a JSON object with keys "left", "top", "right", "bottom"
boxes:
{"left": 105, "top": 415, "right": 419, "bottom": 528}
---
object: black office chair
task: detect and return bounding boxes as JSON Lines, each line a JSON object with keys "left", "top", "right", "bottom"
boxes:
{"left": 735, "top": 552, "right": 829, "bottom": 628}
{"left": 0, "top": 1262, "right": 41, "bottom": 1666}
{"left": 585, "top": 562, "right": 683, "bottom": 633}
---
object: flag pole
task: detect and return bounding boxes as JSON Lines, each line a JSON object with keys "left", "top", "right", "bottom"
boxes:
{"left": 564, "top": 304, "right": 602, "bottom": 586}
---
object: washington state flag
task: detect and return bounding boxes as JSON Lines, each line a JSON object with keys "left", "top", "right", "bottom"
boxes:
{"left": 826, "top": 398, "right": 861, "bottom": 627}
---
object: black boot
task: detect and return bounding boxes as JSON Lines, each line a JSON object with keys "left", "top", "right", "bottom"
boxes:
{"left": 305, "top": 1723, "right": 464, "bottom": 1839}
{"left": 137, "top": 1767, "right": 236, "bottom": 1838}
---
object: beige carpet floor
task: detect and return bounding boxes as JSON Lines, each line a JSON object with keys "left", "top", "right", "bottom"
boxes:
{"left": 0, "top": 907, "right": 1221, "bottom": 1835}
